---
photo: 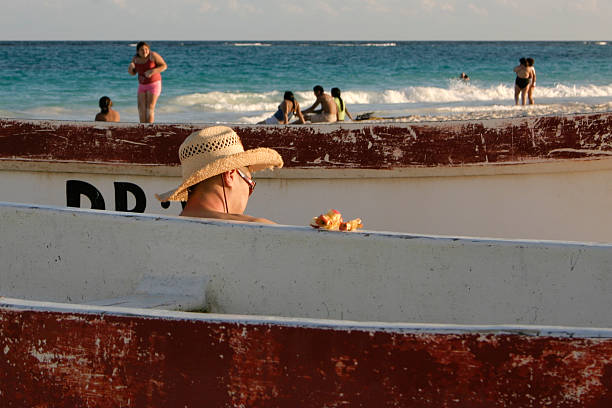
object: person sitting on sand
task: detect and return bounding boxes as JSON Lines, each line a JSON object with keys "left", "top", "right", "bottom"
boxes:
{"left": 514, "top": 57, "right": 534, "bottom": 106}
{"left": 156, "top": 126, "right": 283, "bottom": 224}
{"left": 301, "top": 85, "right": 338, "bottom": 123}
{"left": 258, "top": 91, "right": 305, "bottom": 124}
{"left": 94, "top": 96, "right": 120, "bottom": 122}
{"left": 331, "top": 87, "right": 354, "bottom": 121}
{"left": 526, "top": 57, "right": 536, "bottom": 105}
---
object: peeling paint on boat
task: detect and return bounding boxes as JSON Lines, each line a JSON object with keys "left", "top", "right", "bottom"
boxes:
{"left": 2, "top": 114, "right": 612, "bottom": 169}
{"left": 2, "top": 298, "right": 612, "bottom": 407}
{"left": 2, "top": 116, "right": 612, "bottom": 240}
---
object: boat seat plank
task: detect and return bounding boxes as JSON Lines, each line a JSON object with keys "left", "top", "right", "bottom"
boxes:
{"left": 85, "top": 275, "right": 208, "bottom": 311}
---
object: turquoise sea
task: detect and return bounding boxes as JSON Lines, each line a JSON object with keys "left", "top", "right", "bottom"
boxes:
{"left": 1, "top": 41, "right": 611, "bottom": 123}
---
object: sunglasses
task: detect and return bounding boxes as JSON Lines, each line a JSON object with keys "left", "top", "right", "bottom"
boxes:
{"left": 236, "top": 169, "right": 256, "bottom": 196}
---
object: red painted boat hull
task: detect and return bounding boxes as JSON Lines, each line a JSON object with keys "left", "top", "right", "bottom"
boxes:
{"left": 1, "top": 114, "right": 612, "bottom": 168}
{"left": 2, "top": 116, "right": 612, "bottom": 240}
{"left": 2, "top": 300, "right": 612, "bottom": 408}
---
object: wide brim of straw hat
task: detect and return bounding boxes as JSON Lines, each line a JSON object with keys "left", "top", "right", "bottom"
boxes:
{"left": 156, "top": 147, "right": 283, "bottom": 202}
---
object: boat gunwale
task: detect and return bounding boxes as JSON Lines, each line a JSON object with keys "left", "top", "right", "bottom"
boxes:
{"left": 4, "top": 200, "right": 612, "bottom": 248}
{"left": 3, "top": 113, "right": 612, "bottom": 172}
{"left": 3, "top": 156, "right": 612, "bottom": 179}
{"left": 3, "top": 296, "right": 612, "bottom": 339}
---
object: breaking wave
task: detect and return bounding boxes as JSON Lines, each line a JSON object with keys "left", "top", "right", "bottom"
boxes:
{"left": 165, "top": 82, "right": 612, "bottom": 113}
{"left": 9, "top": 83, "right": 612, "bottom": 124}
{"left": 231, "top": 42, "right": 272, "bottom": 47}
{"left": 331, "top": 42, "right": 397, "bottom": 47}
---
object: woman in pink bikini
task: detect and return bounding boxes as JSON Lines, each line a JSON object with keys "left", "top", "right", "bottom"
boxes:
{"left": 128, "top": 41, "right": 167, "bottom": 123}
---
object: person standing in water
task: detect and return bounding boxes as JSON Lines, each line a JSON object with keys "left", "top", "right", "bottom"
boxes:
{"left": 526, "top": 57, "right": 536, "bottom": 105}
{"left": 331, "top": 88, "right": 354, "bottom": 121}
{"left": 513, "top": 57, "right": 534, "bottom": 106}
{"left": 94, "top": 96, "right": 120, "bottom": 122}
{"left": 128, "top": 41, "right": 167, "bottom": 123}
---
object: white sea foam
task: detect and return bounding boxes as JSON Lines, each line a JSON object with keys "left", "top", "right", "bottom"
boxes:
{"left": 334, "top": 85, "right": 507, "bottom": 104}
{"left": 0, "top": 109, "right": 17, "bottom": 117}
{"left": 232, "top": 43, "right": 271, "bottom": 47}
{"left": 326, "top": 84, "right": 508, "bottom": 105}
{"left": 364, "top": 101, "right": 612, "bottom": 123}
{"left": 159, "top": 83, "right": 612, "bottom": 119}
{"left": 9, "top": 84, "right": 612, "bottom": 124}
{"left": 239, "top": 112, "right": 273, "bottom": 124}
{"left": 331, "top": 42, "right": 397, "bottom": 47}
{"left": 361, "top": 42, "right": 396, "bottom": 47}
{"left": 25, "top": 106, "right": 75, "bottom": 115}
{"left": 168, "top": 91, "right": 280, "bottom": 112}
{"left": 8, "top": 100, "right": 612, "bottom": 125}
{"left": 13, "top": 100, "right": 612, "bottom": 125}
{"left": 338, "top": 82, "right": 612, "bottom": 105}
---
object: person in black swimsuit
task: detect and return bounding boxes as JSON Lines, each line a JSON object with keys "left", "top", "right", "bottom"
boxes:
{"left": 258, "top": 91, "right": 305, "bottom": 124}
{"left": 514, "top": 57, "right": 533, "bottom": 105}
{"left": 526, "top": 58, "right": 536, "bottom": 105}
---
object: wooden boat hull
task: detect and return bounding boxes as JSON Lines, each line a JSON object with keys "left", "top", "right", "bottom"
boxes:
{"left": 2, "top": 202, "right": 612, "bottom": 406}
{"left": 2, "top": 111, "right": 612, "bottom": 405}
{"left": 2, "top": 297, "right": 612, "bottom": 408}
{"left": 2, "top": 115, "right": 612, "bottom": 241}
{"left": 3, "top": 202, "right": 612, "bottom": 326}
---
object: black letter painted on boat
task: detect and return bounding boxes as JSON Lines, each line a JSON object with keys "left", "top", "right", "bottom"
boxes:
{"left": 114, "top": 182, "right": 146, "bottom": 213}
{"left": 66, "top": 180, "right": 106, "bottom": 210}
{"left": 161, "top": 201, "right": 187, "bottom": 210}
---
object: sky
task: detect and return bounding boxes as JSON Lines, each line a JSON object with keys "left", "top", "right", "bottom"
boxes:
{"left": 1, "top": 0, "right": 611, "bottom": 41}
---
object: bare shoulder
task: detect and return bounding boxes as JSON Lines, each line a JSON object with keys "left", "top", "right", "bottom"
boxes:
{"left": 180, "top": 208, "right": 275, "bottom": 224}
{"left": 249, "top": 216, "right": 276, "bottom": 225}
{"left": 238, "top": 213, "right": 276, "bottom": 224}
{"left": 151, "top": 51, "right": 166, "bottom": 63}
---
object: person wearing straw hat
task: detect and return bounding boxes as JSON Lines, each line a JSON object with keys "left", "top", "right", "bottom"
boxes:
{"left": 156, "top": 126, "right": 283, "bottom": 223}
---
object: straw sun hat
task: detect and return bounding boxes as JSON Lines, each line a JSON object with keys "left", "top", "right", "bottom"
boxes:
{"left": 156, "top": 126, "right": 283, "bottom": 202}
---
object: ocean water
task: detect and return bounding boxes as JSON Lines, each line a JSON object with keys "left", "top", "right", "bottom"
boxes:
{"left": 1, "top": 41, "right": 611, "bottom": 123}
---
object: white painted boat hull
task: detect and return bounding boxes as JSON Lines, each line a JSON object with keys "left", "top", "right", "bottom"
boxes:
{"left": 2, "top": 202, "right": 612, "bottom": 406}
